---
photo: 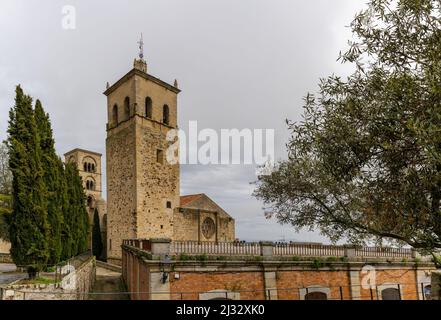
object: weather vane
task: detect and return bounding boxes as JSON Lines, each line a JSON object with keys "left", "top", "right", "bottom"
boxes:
{"left": 138, "top": 33, "right": 144, "bottom": 59}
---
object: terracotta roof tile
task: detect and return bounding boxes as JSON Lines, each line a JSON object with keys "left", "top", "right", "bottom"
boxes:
{"left": 180, "top": 194, "right": 203, "bottom": 206}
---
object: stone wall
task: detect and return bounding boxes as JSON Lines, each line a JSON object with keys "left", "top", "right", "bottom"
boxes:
{"left": 173, "top": 210, "right": 235, "bottom": 242}
{"left": 0, "top": 239, "right": 10, "bottom": 254}
{"left": 122, "top": 244, "right": 437, "bottom": 301}
{"left": 135, "top": 117, "right": 179, "bottom": 242}
{"left": 0, "top": 253, "right": 12, "bottom": 263}
{"left": 172, "top": 210, "right": 199, "bottom": 241}
{"left": 106, "top": 120, "right": 138, "bottom": 263}
{"left": 95, "top": 197, "right": 108, "bottom": 259}
{"left": 0, "top": 256, "right": 96, "bottom": 300}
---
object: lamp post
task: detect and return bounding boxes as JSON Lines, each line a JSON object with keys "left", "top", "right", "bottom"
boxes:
{"left": 160, "top": 255, "right": 172, "bottom": 284}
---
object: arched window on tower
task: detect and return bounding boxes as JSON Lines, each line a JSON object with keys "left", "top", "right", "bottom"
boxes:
{"left": 145, "top": 97, "right": 152, "bottom": 118}
{"left": 163, "top": 104, "right": 169, "bottom": 125}
{"left": 86, "top": 179, "right": 95, "bottom": 191}
{"left": 112, "top": 104, "right": 119, "bottom": 125}
{"left": 83, "top": 158, "right": 96, "bottom": 173}
{"left": 124, "top": 97, "right": 130, "bottom": 120}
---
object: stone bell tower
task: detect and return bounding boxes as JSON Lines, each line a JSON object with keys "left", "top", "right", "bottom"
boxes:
{"left": 104, "top": 55, "right": 180, "bottom": 264}
{"left": 64, "top": 148, "right": 108, "bottom": 256}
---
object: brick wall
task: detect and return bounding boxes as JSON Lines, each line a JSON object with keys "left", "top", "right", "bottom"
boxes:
{"left": 276, "top": 270, "right": 351, "bottom": 300}
{"left": 122, "top": 244, "right": 436, "bottom": 300}
{"left": 170, "top": 271, "right": 266, "bottom": 300}
{"left": 359, "top": 268, "right": 420, "bottom": 300}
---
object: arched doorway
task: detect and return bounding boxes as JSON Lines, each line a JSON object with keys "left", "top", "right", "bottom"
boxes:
{"left": 382, "top": 288, "right": 400, "bottom": 300}
{"left": 305, "top": 292, "right": 328, "bottom": 300}
{"left": 300, "top": 286, "right": 330, "bottom": 300}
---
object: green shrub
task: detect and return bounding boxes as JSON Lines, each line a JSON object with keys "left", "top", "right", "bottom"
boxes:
{"left": 311, "top": 258, "right": 323, "bottom": 269}
{"left": 432, "top": 255, "right": 441, "bottom": 267}
{"left": 413, "top": 257, "right": 421, "bottom": 266}
{"left": 179, "top": 253, "right": 192, "bottom": 261}
{"left": 196, "top": 254, "right": 208, "bottom": 262}
{"left": 45, "top": 266, "right": 55, "bottom": 273}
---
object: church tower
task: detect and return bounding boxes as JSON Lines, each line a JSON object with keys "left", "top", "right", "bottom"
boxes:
{"left": 64, "top": 148, "right": 107, "bottom": 256}
{"left": 64, "top": 148, "right": 103, "bottom": 208}
{"left": 104, "top": 54, "right": 181, "bottom": 264}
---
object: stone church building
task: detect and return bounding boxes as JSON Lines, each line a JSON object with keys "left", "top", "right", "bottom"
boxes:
{"left": 64, "top": 148, "right": 108, "bottom": 256}
{"left": 65, "top": 56, "right": 235, "bottom": 264}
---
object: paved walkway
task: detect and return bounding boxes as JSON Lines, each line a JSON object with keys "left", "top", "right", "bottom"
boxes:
{"left": 0, "top": 264, "right": 16, "bottom": 273}
{"left": 90, "top": 266, "right": 129, "bottom": 300}
{"left": 0, "top": 263, "right": 27, "bottom": 285}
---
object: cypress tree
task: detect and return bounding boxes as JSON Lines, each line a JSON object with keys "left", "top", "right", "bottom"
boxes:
{"left": 76, "top": 174, "right": 90, "bottom": 255}
{"left": 7, "top": 85, "right": 50, "bottom": 273}
{"left": 92, "top": 208, "right": 103, "bottom": 259}
{"left": 60, "top": 159, "right": 73, "bottom": 260}
{"left": 64, "top": 162, "right": 90, "bottom": 256}
{"left": 64, "top": 163, "right": 78, "bottom": 256}
{"left": 0, "top": 194, "right": 12, "bottom": 241}
{"left": 0, "top": 142, "right": 12, "bottom": 242}
{"left": 34, "top": 100, "right": 63, "bottom": 264}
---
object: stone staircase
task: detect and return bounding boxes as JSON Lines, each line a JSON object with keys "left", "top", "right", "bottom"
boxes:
{"left": 90, "top": 262, "right": 129, "bottom": 300}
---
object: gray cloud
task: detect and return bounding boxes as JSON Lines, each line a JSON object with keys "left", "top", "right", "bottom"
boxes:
{"left": 0, "top": 0, "right": 367, "bottom": 242}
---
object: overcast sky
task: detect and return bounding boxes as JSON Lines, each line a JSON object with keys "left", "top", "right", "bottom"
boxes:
{"left": 0, "top": 0, "right": 368, "bottom": 242}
